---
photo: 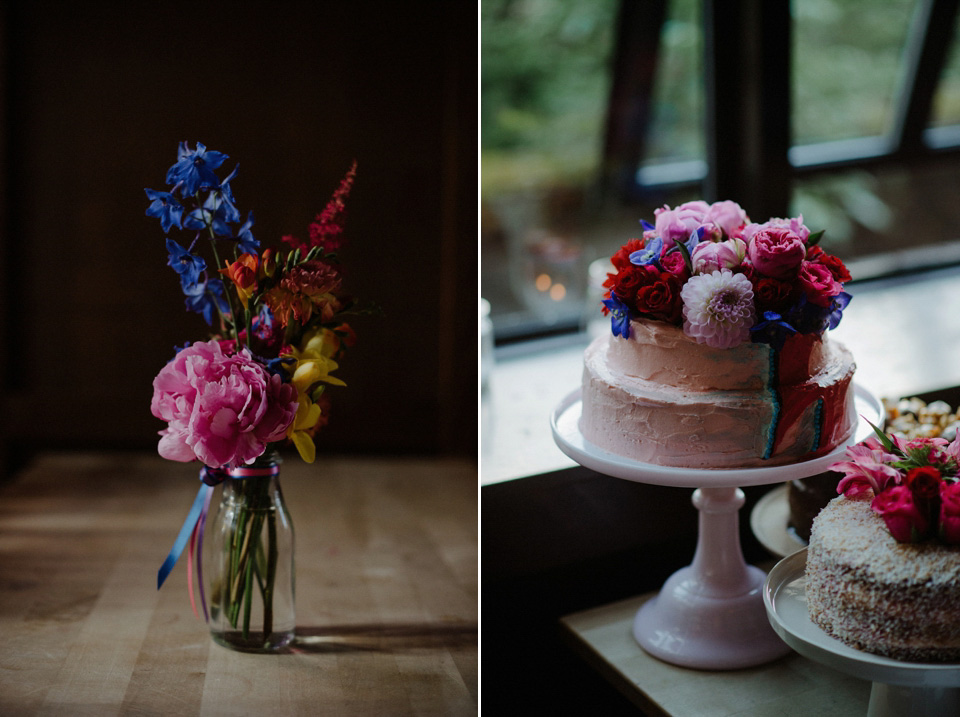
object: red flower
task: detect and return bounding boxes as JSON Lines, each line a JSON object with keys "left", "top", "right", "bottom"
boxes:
{"left": 807, "top": 245, "right": 852, "bottom": 283}
{"left": 611, "top": 265, "right": 657, "bottom": 309}
{"left": 752, "top": 276, "right": 794, "bottom": 313}
{"left": 263, "top": 260, "right": 343, "bottom": 327}
{"left": 635, "top": 272, "right": 682, "bottom": 323}
{"left": 872, "top": 485, "right": 932, "bottom": 542}
{"left": 906, "top": 465, "right": 942, "bottom": 499}
{"left": 610, "top": 238, "right": 646, "bottom": 270}
{"left": 939, "top": 481, "right": 960, "bottom": 544}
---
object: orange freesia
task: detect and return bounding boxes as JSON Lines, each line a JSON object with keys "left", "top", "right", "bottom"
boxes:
{"left": 219, "top": 253, "right": 258, "bottom": 309}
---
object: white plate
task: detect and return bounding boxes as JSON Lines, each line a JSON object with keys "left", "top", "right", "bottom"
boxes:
{"left": 551, "top": 383, "right": 883, "bottom": 488}
{"left": 750, "top": 485, "right": 807, "bottom": 557}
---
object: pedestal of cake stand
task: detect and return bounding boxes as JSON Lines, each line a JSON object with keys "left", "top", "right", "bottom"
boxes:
{"left": 766, "top": 550, "right": 960, "bottom": 717}
{"left": 632, "top": 484, "right": 788, "bottom": 669}
{"left": 550, "top": 384, "right": 882, "bottom": 671}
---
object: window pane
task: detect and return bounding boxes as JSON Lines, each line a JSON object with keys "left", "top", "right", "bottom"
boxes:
{"left": 481, "top": 0, "right": 704, "bottom": 337}
{"left": 792, "top": 0, "right": 916, "bottom": 145}
{"left": 930, "top": 6, "right": 960, "bottom": 128}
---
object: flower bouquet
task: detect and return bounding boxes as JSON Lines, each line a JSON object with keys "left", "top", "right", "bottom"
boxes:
{"left": 147, "top": 142, "right": 369, "bottom": 650}
{"left": 601, "top": 200, "right": 852, "bottom": 348}
{"left": 830, "top": 427, "right": 960, "bottom": 544}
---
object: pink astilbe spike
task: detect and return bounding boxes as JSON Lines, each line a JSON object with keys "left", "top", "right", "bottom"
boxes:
{"left": 282, "top": 161, "right": 357, "bottom": 252}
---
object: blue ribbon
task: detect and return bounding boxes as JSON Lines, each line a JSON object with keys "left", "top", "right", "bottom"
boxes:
{"left": 157, "top": 482, "right": 213, "bottom": 590}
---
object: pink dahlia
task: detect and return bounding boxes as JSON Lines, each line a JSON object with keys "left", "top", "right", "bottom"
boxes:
{"left": 680, "top": 270, "right": 756, "bottom": 349}
{"left": 150, "top": 340, "right": 299, "bottom": 467}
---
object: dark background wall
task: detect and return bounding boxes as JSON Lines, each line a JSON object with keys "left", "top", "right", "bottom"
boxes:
{"left": 0, "top": 0, "right": 476, "bottom": 461}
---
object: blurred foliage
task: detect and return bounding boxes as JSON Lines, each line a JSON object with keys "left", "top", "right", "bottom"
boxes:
{"left": 481, "top": 0, "right": 618, "bottom": 193}
{"left": 793, "top": 0, "right": 915, "bottom": 144}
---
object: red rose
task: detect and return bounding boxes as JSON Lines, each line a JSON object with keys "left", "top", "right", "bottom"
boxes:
{"left": 872, "top": 485, "right": 932, "bottom": 542}
{"left": 939, "top": 481, "right": 960, "bottom": 544}
{"left": 797, "top": 261, "right": 842, "bottom": 307}
{"left": 635, "top": 272, "right": 682, "bottom": 323}
{"left": 906, "top": 466, "right": 942, "bottom": 499}
{"left": 611, "top": 239, "right": 646, "bottom": 270}
{"left": 612, "top": 265, "right": 658, "bottom": 309}
{"left": 752, "top": 277, "right": 794, "bottom": 313}
{"left": 808, "top": 245, "right": 852, "bottom": 283}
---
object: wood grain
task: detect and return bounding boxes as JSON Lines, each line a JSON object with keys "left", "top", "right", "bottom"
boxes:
{"left": 0, "top": 452, "right": 477, "bottom": 716}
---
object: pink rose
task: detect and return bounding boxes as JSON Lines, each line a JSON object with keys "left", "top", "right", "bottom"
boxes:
{"left": 939, "top": 482, "right": 960, "bottom": 544}
{"left": 659, "top": 250, "right": 689, "bottom": 279}
{"left": 747, "top": 228, "right": 806, "bottom": 279}
{"left": 151, "top": 340, "right": 299, "bottom": 467}
{"left": 872, "top": 486, "right": 932, "bottom": 542}
{"left": 691, "top": 237, "right": 746, "bottom": 274}
{"left": 705, "top": 200, "right": 749, "bottom": 236}
{"left": 740, "top": 216, "right": 810, "bottom": 244}
{"left": 797, "top": 261, "right": 842, "bottom": 307}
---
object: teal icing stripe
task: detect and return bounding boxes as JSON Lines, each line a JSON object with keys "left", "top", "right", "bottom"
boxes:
{"left": 812, "top": 397, "right": 824, "bottom": 452}
{"left": 763, "top": 346, "right": 780, "bottom": 460}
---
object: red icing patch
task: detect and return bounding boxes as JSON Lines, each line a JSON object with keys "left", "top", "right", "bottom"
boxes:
{"left": 771, "top": 334, "right": 849, "bottom": 456}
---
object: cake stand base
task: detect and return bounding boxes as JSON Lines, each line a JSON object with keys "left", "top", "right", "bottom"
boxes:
{"left": 632, "top": 485, "right": 791, "bottom": 670}
{"left": 765, "top": 550, "right": 960, "bottom": 717}
{"left": 551, "top": 385, "right": 883, "bottom": 672}
{"left": 634, "top": 564, "right": 790, "bottom": 670}
{"left": 868, "top": 684, "right": 960, "bottom": 717}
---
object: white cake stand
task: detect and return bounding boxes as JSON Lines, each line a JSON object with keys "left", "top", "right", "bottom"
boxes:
{"left": 765, "top": 550, "right": 960, "bottom": 717}
{"left": 550, "top": 383, "right": 882, "bottom": 670}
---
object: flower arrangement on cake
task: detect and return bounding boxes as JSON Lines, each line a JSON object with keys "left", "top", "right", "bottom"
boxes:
{"left": 602, "top": 200, "right": 851, "bottom": 350}
{"left": 146, "top": 141, "right": 371, "bottom": 648}
{"left": 830, "top": 427, "right": 960, "bottom": 544}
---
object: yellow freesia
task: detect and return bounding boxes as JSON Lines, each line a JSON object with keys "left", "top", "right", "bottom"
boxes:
{"left": 281, "top": 327, "right": 346, "bottom": 463}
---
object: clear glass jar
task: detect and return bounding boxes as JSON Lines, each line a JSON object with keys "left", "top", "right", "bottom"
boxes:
{"left": 204, "top": 450, "right": 295, "bottom": 652}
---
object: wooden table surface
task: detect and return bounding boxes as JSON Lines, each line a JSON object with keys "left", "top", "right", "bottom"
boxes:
{"left": 0, "top": 452, "right": 477, "bottom": 716}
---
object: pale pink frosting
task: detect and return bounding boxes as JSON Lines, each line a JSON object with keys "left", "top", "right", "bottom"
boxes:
{"left": 579, "top": 319, "right": 855, "bottom": 468}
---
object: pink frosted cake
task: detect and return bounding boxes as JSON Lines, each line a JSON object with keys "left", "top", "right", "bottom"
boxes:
{"left": 807, "top": 495, "right": 960, "bottom": 662}
{"left": 580, "top": 318, "right": 856, "bottom": 468}
{"left": 582, "top": 199, "right": 856, "bottom": 469}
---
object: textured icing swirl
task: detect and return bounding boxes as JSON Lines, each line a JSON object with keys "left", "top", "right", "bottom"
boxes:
{"left": 579, "top": 319, "right": 856, "bottom": 468}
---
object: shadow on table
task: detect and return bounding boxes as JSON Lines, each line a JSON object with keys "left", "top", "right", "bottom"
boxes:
{"left": 286, "top": 622, "right": 477, "bottom": 654}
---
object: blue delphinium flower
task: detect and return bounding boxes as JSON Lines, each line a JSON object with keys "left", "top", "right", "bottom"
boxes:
{"left": 166, "top": 239, "right": 207, "bottom": 287}
{"left": 827, "top": 291, "right": 852, "bottom": 330}
{"left": 165, "top": 141, "right": 228, "bottom": 196}
{"left": 236, "top": 211, "right": 259, "bottom": 253}
{"left": 602, "top": 294, "right": 633, "bottom": 339}
{"left": 145, "top": 189, "right": 184, "bottom": 233}
{"left": 183, "top": 205, "right": 232, "bottom": 237}
{"left": 182, "top": 278, "right": 230, "bottom": 326}
{"left": 750, "top": 310, "right": 797, "bottom": 351}
{"left": 629, "top": 236, "right": 663, "bottom": 267}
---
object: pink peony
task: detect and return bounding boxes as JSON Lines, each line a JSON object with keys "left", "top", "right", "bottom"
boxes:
{"left": 691, "top": 237, "right": 747, "bottom": 274}
{"left": 705, "top": 200, "right": 749, "bottom": 236}
{"left": 655, "top": 201, "right": 709, "bottom": 247}
{"left": 747, "top": 227, "right": 806, "bottom": 279}
{"left": 871, "top": 486, "right": 931, "bottom": 543}
{"left": 939, "top": 481, "right": 960, "bottom": 544}
{"left": 151, "top": 340, "right": 299, "bottom": 467}
{"left": 797, "top": 261, "right": 842, "bottom": 307}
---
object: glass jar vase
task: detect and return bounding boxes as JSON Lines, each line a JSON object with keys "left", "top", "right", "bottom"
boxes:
{"left": 204, "top": 450, "right": 295, "bottom": 652}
